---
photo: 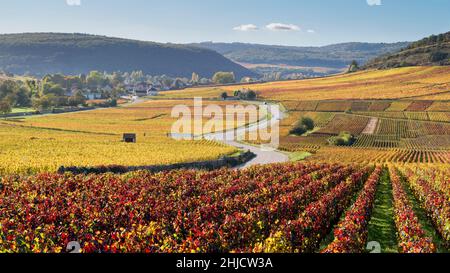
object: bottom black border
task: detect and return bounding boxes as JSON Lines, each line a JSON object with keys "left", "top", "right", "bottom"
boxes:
{"left": 0, "top": 253, "right": 446, "bottom": 272}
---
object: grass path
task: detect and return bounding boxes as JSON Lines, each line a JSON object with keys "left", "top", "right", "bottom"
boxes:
{"left": 318, "top": 168, "right": 374, "bottom": 252}
{"left": 366, "top": 168, "right": 398, "bottom": 253}
{"left": 399, "top": 173, "right": 449, "bottom": 253}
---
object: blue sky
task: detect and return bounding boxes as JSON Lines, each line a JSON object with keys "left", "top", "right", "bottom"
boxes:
{"left": 1, "top": 0, "right": 449, "bottom": 46}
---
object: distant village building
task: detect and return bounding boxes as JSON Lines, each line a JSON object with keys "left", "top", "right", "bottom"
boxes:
{"left": 125, "top": 84, "right": 135, "bottom": 93}
{"left": 133, "top": 82, "right": 159, "bottom": 97}
{"left": 147, "top": 89, "right": 159, "bottom": 96}
{"left": 102, "top": 85, "right": 113, "bottom": 92}
{"left": 84, "top": 89, "right": 102, "bottom": 100}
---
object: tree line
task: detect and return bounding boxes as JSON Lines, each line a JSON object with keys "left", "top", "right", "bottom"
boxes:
{"left": 0, "top": 70, "right": 252, "bottom": 116}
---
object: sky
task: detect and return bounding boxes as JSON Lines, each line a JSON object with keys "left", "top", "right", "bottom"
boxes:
{"left": 0, "top": 0, "right": 449, "bottom": 46}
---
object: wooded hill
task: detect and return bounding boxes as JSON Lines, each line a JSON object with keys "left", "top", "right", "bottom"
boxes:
{"left": 190, "top": 41, "right": 409, "bottom": 69}
{"left": 364, "top": 31, "right": 450, "bottom": 69}
{"left": 0, "top": 33, "right": 257, "bottom": 79}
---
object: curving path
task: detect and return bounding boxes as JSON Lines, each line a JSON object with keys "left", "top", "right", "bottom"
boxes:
{"left": 203, "top": 102, "right": 289, "bottom": 168}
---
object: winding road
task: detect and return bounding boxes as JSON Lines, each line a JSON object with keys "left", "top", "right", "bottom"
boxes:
{"left": 203, "top": 102, "right": 289, "bottom": 168}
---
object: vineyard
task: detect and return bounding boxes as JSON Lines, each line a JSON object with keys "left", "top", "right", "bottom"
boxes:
{"left": 0, "top": 64, "right": 449, "bottom": 255}
{"left": 283, "top": 100, "right": 448, "bottom": 115}
{"left": 305, "top": 147, "right": 450, "bottom": 164}
{"left": 315, "top": 114, "right": 370, "bottom": 136}
{"left": 356, "top": 112, "right": 450, "bottom": 123}
{"left": 0, "top": 100, "right": 267, "bottom": 175}
{"left": 276, "top": 99, "right": 450, "bottom": 164}
{"left": 0, "top": 163, "right": 448, "bottom": 253}
{"left": 160, "top": 66, "right": 450, "bottom": 101}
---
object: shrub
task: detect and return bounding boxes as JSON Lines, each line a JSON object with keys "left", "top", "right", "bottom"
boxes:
{"left": 290, "top": 124, "right": 307, "bottom": 136}
{"left": 300, "top": 117, "right": 315, "bottom": 131}
{"left": 220, "top": 92, "right": 228, "bottom": 100}
{"left": 233, "top": 89, "right": 258, "bottom": 101}
{"left": 332, "top": 132, "right": 355, "bottom": 146}
{"left": 0, "top": 100, "right": 12, "bottom": 116}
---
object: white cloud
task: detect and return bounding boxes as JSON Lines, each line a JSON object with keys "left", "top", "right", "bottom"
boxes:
{"left": 266, "top": 23, "right": 300, "bottom": 31}
{"left": 233, "top": 24, "right": 258, "bottom": 31}
{"left": 66, "top": 0, "right": 81, "bottom": 6}
{"left": 307, "top": 29, "right": 315, "bottom": 33}
{"left": 367, "top": 0, "right": 382, "bottom": 6}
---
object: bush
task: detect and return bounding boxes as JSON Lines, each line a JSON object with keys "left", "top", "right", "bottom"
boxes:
{"left": 290, "top": 117, "right": 315, "bottom": 136}
{"left": 233, "top": 89, "right": 258, "bottom": 100}
{"left": 300, "top": 117, "right": 315, "bottom": 131}
{"left": 212, "top": 72, "right": 235, "bottom": 84}
{"left": 332, "top": 132, "right": 356, "bottom": 146}
{"left": 290, "top": 125, "right": 307, "bottom": 136}
{"left": 109, "top": 99, "right": 117, "bottom": 107}
{"left": 0, "top": 100, "right": 12, "bottom": 116}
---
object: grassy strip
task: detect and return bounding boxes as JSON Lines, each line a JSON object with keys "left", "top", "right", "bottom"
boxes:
{"left": 11, "top": 107, "right": 35, "bottom": 114}
{"left": 318, "top": 167, "right": 378, "bottom": 252}
{"left": 317, "top": 181, "right": 362, "bottom": 252}
{"left": 399, "top": 173, "right": 449, "bottom": 253}
{"left": 289, "top": 151, "right": 312, "bottom": 162}
{"left": 366, "top": 168, "right": 398, "bottom": 253}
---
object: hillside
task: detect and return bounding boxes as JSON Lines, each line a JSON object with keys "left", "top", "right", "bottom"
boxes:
{"left": 0, "top": 33, "right": 257, "bottom": 79}
{"left": 160, "top": 66, "right": 450, "bottom": 101}
{"left": 190, "top": 42, "right": 409, "bottom": 70}
{"left": 364, "top": 31, "right": 450, "bottom": 69}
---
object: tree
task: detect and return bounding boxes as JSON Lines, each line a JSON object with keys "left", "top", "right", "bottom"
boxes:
{"left": 348, "top": 60, "right": 359, "bottom": 73}
{"left": 162, "top": 77, "right": 174, "bottom": 88}
{"left": 111, "top": 87, "right": 125, "bottom": 99}
{"left": 332, "top": 132, "right": 356, "bottom": 146}
{"left": 68, "top": 90, "right": 86, "bottom": 106}
{"left": 41, "top": 82, "right": 65, "bottom": 96}
{"left": 3, "top": 93, "right": 17, "bottom": 106}
{"left": 245, "top": 90, "right": 257, "bottom": 100}
{"left": 111, "top": 72, "right": 124, "bottom": 87}
{"left": 212, "top": 72, "right": 235, "bottom": 84}
{"left": 199, "top": 78, "right": 210, "bottom": 85}
{"left": 241, "top": 77, "right": 254, "bottom": 83}
{"left": 430, "top": 51, "right": 448, "bottom": 62}
{"left": 130, "top": 70, "right": 144, "bottom": 83}
{"left": 191, "top": 72, "right": 200, "bottom": 84}
{"left": 300, "top": 117, "right": 315, "bottom": 131}
{"left": 87, "top": 71, "right": 106, "bottom": 89}
{"left": 32, "top": 94, "right": 56, "bottom": 111}
{"left": 0, "top": 100, "right": 12, "bottom": 117}
{"left": 289, "top": 124, "right": 307, "bottom": 136}
{"left": 290, "top": 117, "right": 315, "bottom": 136}
{"left": 109, "top": 99, "right": 118, "bottom": 107}
{"left": 234, "top": 89, "right": 257, "bottom": 100}
{"left": 171, "top": 78, "right": 184, "bottom": 90}
{"left": 25, "top": 79, "right": 38, "bottom": 97}
{"left": 220, "top": 92, "right": 228, "bottom": 100}
{"left": 14, "top": 87, "right": 32, "bottom": 107}
{"left": 0, "top": 80, "right": 18, "bottom": 100}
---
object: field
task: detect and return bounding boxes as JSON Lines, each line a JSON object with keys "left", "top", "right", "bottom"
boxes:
{"left": 1, "top": 66, "right": 449, "bottom": 254}
{"left": 1, "top": 163, "right": 448, "bottom": 253}
{"left": 281, "top": 112, "right": 450, "bottom": 164}
{"left": 315, "top": 114, "right": 370, "bottom": 136}
{"left": 160, "top": 66, "right": 450, "bottom": 101}
{"left": 0, "top": 99, "right": 268, "bottom": 175}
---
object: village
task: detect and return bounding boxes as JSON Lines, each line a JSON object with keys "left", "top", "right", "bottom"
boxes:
{"left": 0, "top": 70, "right": 260, "bottom": 117}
